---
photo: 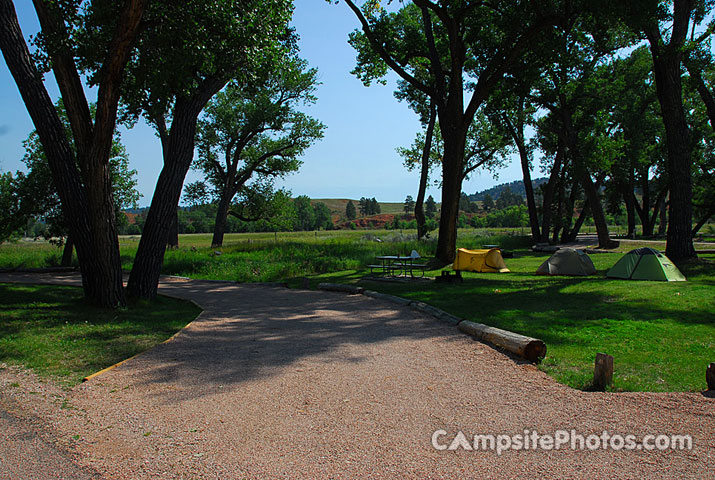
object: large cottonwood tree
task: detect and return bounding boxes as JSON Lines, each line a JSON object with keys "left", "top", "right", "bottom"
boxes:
{"left": 344, "top": 0, "right": 560, "bottom": 264}
{"left": 0, "top": 0, "right": 146, "bottom": 307}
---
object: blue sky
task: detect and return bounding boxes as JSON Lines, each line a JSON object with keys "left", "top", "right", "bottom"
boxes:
{"left": 0, "top": 0, "right": 531, "bottom": 206}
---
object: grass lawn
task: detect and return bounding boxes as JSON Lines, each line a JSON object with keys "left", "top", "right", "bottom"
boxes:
{"left": 0, "top": 283, "right": 201, "bottom": 385}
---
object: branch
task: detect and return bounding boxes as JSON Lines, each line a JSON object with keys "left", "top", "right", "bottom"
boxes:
{"left": 90, "top": 0, "right": 148, "bottom": 164}
{"left": 417, "top": 2, "right": 446, "bottom": 100}
{"left": 32, "top": 0, "right": 93, "bottom": 166}
{"left": 344, "top": 0, "right": 433, "bottom": 97}
{"left": 465, "top": 14, "right": 558, "bottom": 121}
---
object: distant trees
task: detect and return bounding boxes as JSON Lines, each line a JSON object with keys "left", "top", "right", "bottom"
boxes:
{"left": 358, "top": 197, "right": 380, "bottom": 216}
{"left": 482, "top": 194, "right": 495, "bottom": 213}
{"left": 345, "top": 200, "right": 357, "bottom": 220}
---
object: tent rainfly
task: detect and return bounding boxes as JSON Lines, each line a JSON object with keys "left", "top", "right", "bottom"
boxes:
{"left": 606, "top": 247, "right": 686, "bottom": 281}
{"left": 535, "top": 248, "right": 596, "bottom": 276}
{"left": 453, "top": 248, "right": 510, "bottom": 273}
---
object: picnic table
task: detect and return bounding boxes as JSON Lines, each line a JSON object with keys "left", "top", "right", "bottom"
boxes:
{"left": 368, "top": 253, "right": 427, "bottom": 278}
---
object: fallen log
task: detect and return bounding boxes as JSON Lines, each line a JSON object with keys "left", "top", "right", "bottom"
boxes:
{"left": 457, "top": 320, "right": 546, "bottom": 362}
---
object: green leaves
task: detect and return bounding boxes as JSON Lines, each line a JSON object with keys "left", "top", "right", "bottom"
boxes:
{"left": 194, "top": 53, "right": 325, "bottom": 224}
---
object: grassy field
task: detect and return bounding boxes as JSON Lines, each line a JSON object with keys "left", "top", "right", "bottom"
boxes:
{"left": 0, "top": 229, "right": 713, "bottom": 392}
{"left": 0, "top": 283, "right": 200, "bottom": 385}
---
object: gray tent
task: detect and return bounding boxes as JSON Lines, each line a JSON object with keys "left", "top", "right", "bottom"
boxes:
{"left": 535, "top": 248, "right": 596, "bottom": 276}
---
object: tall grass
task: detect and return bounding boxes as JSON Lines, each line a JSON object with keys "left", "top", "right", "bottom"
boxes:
{"left": 0, "top": 229, "right": 532, "bottom": 283}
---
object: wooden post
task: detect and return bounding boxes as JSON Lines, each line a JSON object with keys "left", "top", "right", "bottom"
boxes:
{"left": 707, "top": 363, "right": 715, "bottom": 391}
{"left": 593, "top": 353, "right": 614, "bottom": 391}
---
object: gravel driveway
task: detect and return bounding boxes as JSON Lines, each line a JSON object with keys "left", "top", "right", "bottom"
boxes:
{"left": 0, "top": 273, "right": 713, "bottom": 479}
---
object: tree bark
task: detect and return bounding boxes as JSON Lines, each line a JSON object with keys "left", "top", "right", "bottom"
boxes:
{"left": 552, "top": 167, "right": 568, "bottom": 243}
{"left": 167, "top": 209, "right": 179, "bottom": 248}
{"left": 644, "top": 3, "right": 696, "bottom": 260}
{"left": 564, "top": 200, "right": 589, "bottom": 243}
{"left": 559, "top": 178, "right": 578, "bottom": 243}
{"left": 415, "top": 102, "right": 436, "bottom": 240}
{"left": 580, "top": 171, "right": 616, "bottom": 248}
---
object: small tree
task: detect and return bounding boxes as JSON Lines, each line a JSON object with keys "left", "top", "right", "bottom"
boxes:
{"left": 313, "top": 202, "right": 333, "bottom": 230}
{"left": 425, "top": 195, "right": 437, "bottom": 219}
{"left": 403, "top": 195, "right": 415, "bottom": 215}
{"left": 293, "top": 195, "right": 316, "bottom": 231}
{"left": 358, "top": 197, "right": 368, "bottom": 216}
{"left": 345, "top": 200, "right": 357, "bottom": 220}
{"left": 482, "top": 194, "right": 495, "bottom": 212}
{"left": 370, "top": 197, "right": 381, "bottom": 214}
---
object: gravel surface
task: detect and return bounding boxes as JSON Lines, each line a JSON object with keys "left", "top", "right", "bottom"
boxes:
{"left": 0, "top": 273, "right": 713, "bottom": 479}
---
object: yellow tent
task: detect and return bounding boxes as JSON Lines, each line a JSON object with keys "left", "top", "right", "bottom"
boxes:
{"left": 453, "top": 248, "right": 510, "bottom": 273}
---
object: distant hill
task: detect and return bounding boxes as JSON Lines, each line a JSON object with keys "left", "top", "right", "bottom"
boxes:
{"left": 311, "top": 198, "right": 405, "bottom": 217}
{"left": 468, "top": 177, "right": 548, "bottom": 201}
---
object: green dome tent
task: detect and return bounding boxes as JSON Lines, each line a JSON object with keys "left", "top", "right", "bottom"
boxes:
{"left": 606, "top": 247, "right": 685, "bottom": 281}
{"left": 535, "top": 248, "right": 596, "bottom": 276}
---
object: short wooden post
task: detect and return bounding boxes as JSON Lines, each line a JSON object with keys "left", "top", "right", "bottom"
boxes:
{"left": 707, "top": 363, "right": 715, "bottom": 391}
{"left": 301, "top": 277, "right": 310, "bottom": 289}
{"left": 593, "top": 353, "right": 614, "bottom": 391}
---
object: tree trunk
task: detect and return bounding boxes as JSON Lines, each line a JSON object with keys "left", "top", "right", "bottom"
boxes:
{"left": 29, "top": 0, "right": 146, "bottom": 307}
{"left": 415, "top": 103, "right": 436, "bottom": 240}
{"left": 559, "top": 179, "right": 578, "bottom": 243}
{"left": 659, "top": 196, "right": 668, "bottom": 236}
{"left": 212, "top": 192, "right": 232, "bottom": 247}
{"left": 539, "top": 142, "right": 563, "bottom": 243}
{"left": 645, "top": 11, "right": 696, "bottom": 261}
{"left": 552, "top": 168, "right": 567, "bottom": 243}
{"left": 560, "top": 103, "right": 615, "bottom": 249}
{"left": 504, "top": 108, "right": 540, "bottom": 240}
{"left": 564, "top": 199, "right": 589, "bottom": 243}
{"left": 0, "top": 0, "right": 122, "bottom": 306}
{"left": 167, "top": 209, "right": 179, "bottom": 248}
{"left": 435, "top": 122, "right": 467, "bottom": 265}
{"left": 61, "top": 236, "right": 74, "bottom": 266}
{"left": 127, "top": 101, "right": 205, "bottom": 299}
{"left": 624, "top": 169, "right": 636, "bottom": 237}
{"left": 692, "top": 206, "right": 715, "bottom": 236}
{"left": 581, "top": 171, "right": 616, "bottom": 248}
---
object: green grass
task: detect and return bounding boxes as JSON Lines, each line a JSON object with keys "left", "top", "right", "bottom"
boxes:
{"left": 347, "top": 252, "right": 715, "bottom": 392}
{"left": 0, "top": 283, "right": 201, "bottom": 385}
{"left": 1, "top": 229, "right": 713, "bottom": 392}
